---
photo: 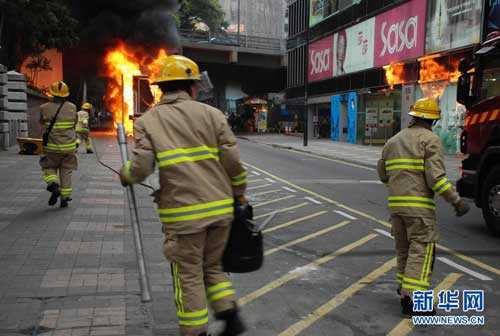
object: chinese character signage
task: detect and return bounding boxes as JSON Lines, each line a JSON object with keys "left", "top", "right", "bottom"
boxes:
{"left": 425, "top": 0, "right": 482, "bottom": 54}
{"left": 308, "top": 35, "right": 334, "bottom": 82}
{"left": 374, "top": 0, "right": 426, "bottom": 67}
{"left": 333, "top": 18, "right": 375, "bottom": 76}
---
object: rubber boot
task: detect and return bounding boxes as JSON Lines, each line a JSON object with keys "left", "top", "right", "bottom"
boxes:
{"left": 47, "top": 183, "right": 60, "bottom": 206}
{"left": 216, "top": 307, "right": 246, "bottom": 336}
{"left": 60, "top": 196, "right": 72, "bottom": 208}
{"left": 401, "top": 295, "right": 436, "bottom": 317}
{"left": 87, "top": 149, "right": 94, "bottom": 154}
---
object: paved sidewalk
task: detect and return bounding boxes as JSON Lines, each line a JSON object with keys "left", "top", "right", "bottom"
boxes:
{"left": 0, "top": 135, "right": 179, "bottom": 336}
{"left": 239, "top": 134, "right": 462, "bottom": 181}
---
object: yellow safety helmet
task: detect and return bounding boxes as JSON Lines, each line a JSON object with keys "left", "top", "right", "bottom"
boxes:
{"left": 152, "top": 55, "right": 201, "bottom": 84}
{"left": 82, "top": 102, "right": 93, "bottom": 110}
{"left": 49, "top": 81, "right": 70, "bottom": 98}
{"left": 408, "top": 97, "right": 441, "bottom": 120}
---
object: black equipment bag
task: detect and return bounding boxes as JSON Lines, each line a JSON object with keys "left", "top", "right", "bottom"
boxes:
{"left": 42, "top": 102, "right": 65, "bottom": 147}
{"left": 223, "top": 202, "right": 263, "bottom": 273}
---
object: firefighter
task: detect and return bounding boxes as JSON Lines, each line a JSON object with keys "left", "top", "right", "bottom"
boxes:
{"left": 76, "top": 102, "right": 94, "bottom": 154}
{"left": 377, "top": 97, "right": 470, "bottom": 316}
{"left": 39, "top": 81, "right": 78, "bottom": 208}
{"left": 120, "top": 55, "right": 247, "bottom": 336}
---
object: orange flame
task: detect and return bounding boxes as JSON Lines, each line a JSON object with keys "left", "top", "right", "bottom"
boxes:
{"left": 103, "top": 42, "right": 167, "bottom": 135}
{"left": 419, "top": 57, "right": 460, "bottom": 100}
{"left": 383, "top": 63, "right": 406, "bottom": 89}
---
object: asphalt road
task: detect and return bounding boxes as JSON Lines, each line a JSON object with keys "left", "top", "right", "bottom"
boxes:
{"left": 230, "top": 139, "right": 500, "bottom": 336}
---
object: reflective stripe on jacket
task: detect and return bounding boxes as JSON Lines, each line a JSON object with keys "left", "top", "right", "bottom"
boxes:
{"left": 40, "top": 101, "right": 77, "bottom": 153}
{"left": 76, "top": 110, "right": 90, "bottom": 132}
{"left": 377, "top": 124, "right": 459, "bottom": 218}
{"left": 123, "top": 91, "right": 247, "bottom": 234}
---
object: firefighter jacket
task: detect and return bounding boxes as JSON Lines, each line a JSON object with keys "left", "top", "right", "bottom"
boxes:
{"left": 122, "top": 91, "right": 247, "bottom": 235}
{"left": 76, "top": 110, "right": 90, "bottom": 132}
{"left": 40, "top": 101, "right": 78, "bottom": 154}
{"left": 377, "top": 123, "right": 460, "bottom": 218}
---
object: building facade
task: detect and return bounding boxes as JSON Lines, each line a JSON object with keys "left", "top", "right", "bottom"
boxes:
{"left": 287, "top": 0, "right": 495, "bottom": 154}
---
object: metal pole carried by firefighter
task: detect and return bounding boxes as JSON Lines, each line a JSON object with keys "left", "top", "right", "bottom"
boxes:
{"left": 119, "top": 55, "right": 248, "bottom": 336}
{"left": 377, "top": 97, "right": 470, "bottom": 317}
{"left": 39, "top": 81, "right": 78, "bottom": 208}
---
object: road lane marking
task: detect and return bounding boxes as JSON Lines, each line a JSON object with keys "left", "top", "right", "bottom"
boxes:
{"left": 437, "top": 257, "right": 492, "bottom": 281}
{"left": 334, "top": 210, "right": 357, "bottom": 220}
{"left": 278, "top": 258, "right": 397, "bottom": 336}
{"left": 281, "top": 148, "right": 376, "bottom": 171}
{"left": 282, "top": 186, "right": 297, "bottom": 193}
{"left": 252, "top": 171, "right": 261, "bottom": 176}
{"left": 265, "top": 178, "right": 276, "bottom": 183}
{"left": 387, "top": 273, "right": 463, "bottom": 336}
{"left": 238, "top": 234, "right": 379, "bottom": 306}
{"left": 248, "top": 178, "right": 264, "bottom": 183}
{"left": 248, "top": 184, "right": 272, "bottom": 191}
{"left": 304, "top": 197, "right": 322, "bottom": 204}
{"left": 373, "top": 229, "right": 393, "bottom": 239}
{"left": 254, "top": 203, "right": 310, "bottom": 220}
{"left": 265, "top": 220, "right": 351, "bottom": 256}
{"left": 252, "top": 189, "right": 281, "bottom": 196}
{"left": 254, "top": 195, "right": 295, "bottom": 208}
{"left": 244, "top": 162, "right": 500, "bottom": 277}
{"left": 373, "top": 229, "right": 493, "bottom": 281}
{"left": 264, "top": 211, "right": 329, "bottom": 233}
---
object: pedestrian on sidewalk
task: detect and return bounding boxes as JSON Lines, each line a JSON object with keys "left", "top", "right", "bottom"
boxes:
{"left": 377, "top": 97, "right": 470, "bottom": 317}
{"left": 120, "top": 55, "right": 248, "bottom": 336}
{"left": 76, "top": 102, "right": 94, "bottom": 154}
{"left": 39, "top": 81, "right": 78, "bottom": 208}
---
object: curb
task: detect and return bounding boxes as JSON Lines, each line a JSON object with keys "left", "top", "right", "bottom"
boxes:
{"left": 238, "top": 136, "right": 378, "bottom": 169}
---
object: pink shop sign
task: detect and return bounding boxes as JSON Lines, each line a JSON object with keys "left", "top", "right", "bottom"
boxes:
{"left": 374, "top": 0, "right": 426, "bottom": 67}
{"left": 308, "top": 35, "right": 334, "bottom": 82}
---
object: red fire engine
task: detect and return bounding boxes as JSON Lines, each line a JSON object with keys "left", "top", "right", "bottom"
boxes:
{"left": 457, "top": 32, "right": 500, "bottom": 236}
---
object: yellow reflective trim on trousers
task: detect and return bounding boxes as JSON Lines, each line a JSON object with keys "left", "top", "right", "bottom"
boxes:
{"left": 388, "top": 203, "right": 436, "bottom": 209}
{"left": 423, "top": 243, "right": 435, "bottom": 283}
{"left": 44, "top": 175, "right": 58, "bottom": 183}
{"left": 403, "top": 276, "right": 429, "bottom": 287}
{"left": 386, "top": 158, "right": 424, "bottom": 164}
{"left": 232, "top": 179, "right": 247, "bottom": 186}
{"left": 160, "top": 207, "right": 233, "bottom": 223}
{"left": 421, "top": 242, "right": 431, "bottom": 282}
{"left": 231, "top": 171, "right": 248, "bottom": 186}
{"left": 173, "top": 263, "right": 184, "bottom": 313}
{"left": 388, "top": 196, "right": 434, "bottom": 202}
{"left": 158, "top": 153, "right": 219, "bottom": 167}
{"left": 76, "top": 128, "right": 89, "bottom": 132}
{"left": 158, "top": 199, "right": 234, "bottom": 215}
{"left": 402, "top": 283, "right": 428, "bottom": 291}
{"left": 436, "top": 183, "right": 452, "bottom": 195}
{"left": 178, "top": 308, "right": 208, "bottom": 318}
{"left": 156, "top": 146, "right": 219, "bottom": 159}
{"left": 60, "top": 188, "right": 72, "bottom": 196}
{"left": 432, "top": 178, "right": 448, "bottom": 191}
{"left": 178, "top": 316, "right": 209, "bottom": 327}
{"left": 386, "top": 165, "right": 424, "bottom": 171}
{"left": 208, "top": 289, "right": 236, "bottom": 303}
{"left": 207, "top": 282, "right": 233, "bottom": 294}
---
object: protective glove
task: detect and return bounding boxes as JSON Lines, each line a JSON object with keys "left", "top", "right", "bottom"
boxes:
{"left": 235, "top": 195, "right": 247, "bottom": 205}
{"left": 119, "top": 166, "right": 130, "bottom": 187}
{"left": 454, "top": 199, "right": 470, "bottom": 217}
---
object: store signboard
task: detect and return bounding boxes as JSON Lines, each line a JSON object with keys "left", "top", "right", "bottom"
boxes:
{"left": 310, "top": 1, "right": 356, "bottom": 27}
{"left": 486, "top": 0, "right": 500, "bottom": 36}
{"left": 308, "top": 35, "right": 334, "bottom": 82}
{"left": 425, "top": 0, "right": 482, "bottom": 54}
{"left": 333, "top": 18, "right": 375, "bottom": 76}
{"left": 374, "top": 0, "right": 426, "bottom": 67}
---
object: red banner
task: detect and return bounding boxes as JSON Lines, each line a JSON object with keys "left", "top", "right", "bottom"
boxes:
{"left": 308, "top": 35, "right": 334, "bottom": 82}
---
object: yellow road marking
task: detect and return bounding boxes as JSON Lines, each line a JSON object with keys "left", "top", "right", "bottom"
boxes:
{"left": 254, "top": 202, "right": 309, "bottom": 220}
{"left": 254, "top": 195, "right": 295, "bottom": 208}
{"left": 264, "top": 211, "right": 329, "bottom": 233}
{"left": 238, "top": 233, "right": 379, "bottom": 306}
{"left": 278, "top": 258, "right": 396, "bottom": 336}
{"left": 387, "top": 273, "right": 463, "bottom": 336}
{"left": 265, "top": 220, "right": 351, "bottom": 256}
{"left": 248, "top": 183, "right": 272, "bottom": 190}
{"left": 252, "top": 189, "right": 281, "bottom": 196}
{"left": 244, "top": 162, "right": 500, "bottom": 276}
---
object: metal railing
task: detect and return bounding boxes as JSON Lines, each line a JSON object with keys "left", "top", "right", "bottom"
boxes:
{"left": 179, "top": 29, "right": 285, "bottom": 52}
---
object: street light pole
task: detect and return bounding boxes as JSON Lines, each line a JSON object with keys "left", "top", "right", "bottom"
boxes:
{"left": 303, "top": 3, "right": 310, "bottom": 147}
{"left": 237, "top": 0, "right": 241, "bottom": 45}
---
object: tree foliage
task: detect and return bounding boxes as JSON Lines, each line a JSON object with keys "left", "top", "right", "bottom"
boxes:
{"left": 177, "top": 0, "right": 228, "bottom": 32}
{"left": 0, "top": 0, "right": 78, "bottom": 70}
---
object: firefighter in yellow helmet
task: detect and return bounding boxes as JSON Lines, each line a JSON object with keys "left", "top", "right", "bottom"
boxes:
{"left": 120, "top": 55, "right": 247, "bottom": 336}
{"left": 377, "top": 97, "right": 470, "bottom": 317}
{"left": 39, "top": 81, "right": 78, "bottom": 208}
{"left": 76, "top": 102, "right": 94, "bottom": 154}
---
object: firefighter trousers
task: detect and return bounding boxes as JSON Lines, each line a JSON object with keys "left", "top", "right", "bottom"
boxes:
{"left": 391, "top": 215, "right": 439, "bottom": 298}
{"left": 76, "top": 130, "right": 93, "bottom": 151}
{"left": 40, "top": 152, "right": 77, "bottom": 197}
{"left": 163, "top": 220, "right": 236, "bottom": 336}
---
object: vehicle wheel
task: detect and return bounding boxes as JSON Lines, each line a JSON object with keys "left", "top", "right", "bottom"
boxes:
{"left": 481, "top": 166, "right": 500, "bottom": 237}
